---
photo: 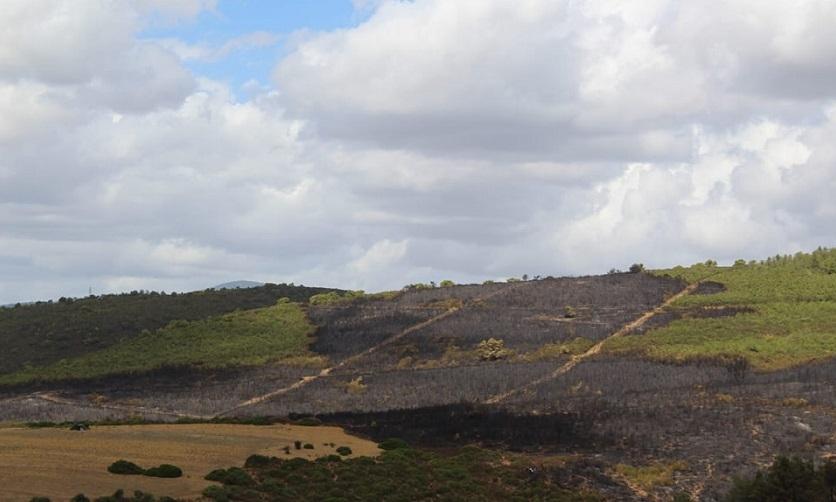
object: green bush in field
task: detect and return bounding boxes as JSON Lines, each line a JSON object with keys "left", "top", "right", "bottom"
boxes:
{"left": 143, "top": 464, "right": 182, "bottom": 478}
{"left": 205, "top": 467, "right": 255, "bottom": 486}
{"left": 336, "top": 446, "right": 352, "bottom": 456}
{"left": 107, "top": 460, "right": 145, "bottom": 475}
{"left": 202, "top": 486, "right": 230, "bottom": 502}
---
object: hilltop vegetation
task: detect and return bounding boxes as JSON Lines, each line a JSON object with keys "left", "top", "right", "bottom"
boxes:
{"left": 607, "top": 247, "right": 836, "bottom": 369}
{"left": 0, "top": 300, "right": 320, "bottom": 385}
{"left": 0, "top": 283, "right": 337, "bottom": 376}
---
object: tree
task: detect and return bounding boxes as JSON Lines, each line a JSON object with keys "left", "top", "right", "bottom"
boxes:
{"left": 629, "top": 263, "right": 645, "bottom": 274}
{"left": 476, "top": 338, "right": 511, "bottom": 361}
{"left": 440, "top": 280, "right": 455, "bottom": 287}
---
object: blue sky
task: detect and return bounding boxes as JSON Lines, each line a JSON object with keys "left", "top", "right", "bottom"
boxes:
{"left": 141, "top": 0, "right": 368, "bottom": 92}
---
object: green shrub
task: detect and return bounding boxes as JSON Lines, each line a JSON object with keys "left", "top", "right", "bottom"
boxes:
{"left": 70, "top": 495, "right": 90, "bottom": 502}
{"left": 316, "top": 454, "right": 343, "bottom": 463}
{"left": 244, "top": 454, "right": 272, "bottom": 468}
{"left": 107, "top": 460, "right": 145, "bottom": 475}
{"left": 336, "top": 446, "right": 352, "bottom": 456}
{"left": 378, "top": 438, "right": 409, "bottom": 450}
{"left": 303, "top": 443, "right": 314, "bottom": 449}
{"left": 30, "top": 498, "right": 51, "bottom": 502}
{"left": 294, "top": 440, "right": 302, "bottom": 450}
{"left": 205, "top": 467, "right": 255, "bottom": 486}
{"left": 202, "top": 485, "right": 230, "bottom": 502}
{"left": 143, "top": 464, "right": 182, "bottom": 478}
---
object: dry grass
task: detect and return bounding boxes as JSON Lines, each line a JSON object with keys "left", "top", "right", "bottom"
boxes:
{"left": 0, "top": 423, "right": 379, "bottom": 501}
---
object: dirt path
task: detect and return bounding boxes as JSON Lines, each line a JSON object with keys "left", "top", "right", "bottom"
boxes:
{"left": 216, "top": 282, "right": 529, "bottom": 417}
{"left": 484, "top": 280, "right": 704, "bottom": 405}
{"left": 30, "top": 392, "right": 210, "bottom": 420}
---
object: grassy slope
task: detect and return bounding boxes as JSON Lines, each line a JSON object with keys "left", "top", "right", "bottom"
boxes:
{"left": 0, "top": 283, "right": 337, "bottom": 375}
{"left": 0, "top": 301, "right": 321, "bottom": 385}
{"left": 606, "top": 249, "right": 836, "bottom": 370}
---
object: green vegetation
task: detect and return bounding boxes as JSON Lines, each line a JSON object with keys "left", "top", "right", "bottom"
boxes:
{"left": 0, "top": 300, "right": 319, "bottom": 385}
{"left": 614, "top": 460, "right": 688, "bottom": 491}
{"left": 309, "top": 289, "right": 401, "bottom": 305}
{"left": 107, "top": 460, "right": 144, "bottom": 475}
{"left": 725, "top": 456, "right": 836, "bottom": 502}
{"left": 143, "top": 464, "right": 182, "bottom": 478}
{"left": 0, "top": 283, "right": 336, "bottom": 376}
{"left": 607, "top": 248, "right": 836, "bottom": 370}
{"left": 476, "top": 338, "right": 512, "bottom": 361}
{"left": 107, "top": 460, "right": 182, "bottom": 478}
{"left": 201, "top": 445, "right": 600, "bottom": 501}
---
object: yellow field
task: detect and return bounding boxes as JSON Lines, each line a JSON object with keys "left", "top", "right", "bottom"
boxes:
{"left": 0, "top": 423, "right": 380, "bottom": 501}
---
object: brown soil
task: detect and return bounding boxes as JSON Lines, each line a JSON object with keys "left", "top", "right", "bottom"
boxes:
{"left": 0, "top": 423, "right": 379, "bottom": 501}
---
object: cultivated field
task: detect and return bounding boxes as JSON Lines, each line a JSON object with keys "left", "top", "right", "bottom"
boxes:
{"left": 0, "top": 423, "right": 379, "bottom": 501}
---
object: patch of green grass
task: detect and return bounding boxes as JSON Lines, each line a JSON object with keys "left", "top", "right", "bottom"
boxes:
{"left": 614, "top": 460, "right": 688, "bottom": 491}
{"left": 0, "top": 301, "right": 319, "bottom": 385}
{"left": 610, "top": 249, "right": 836, "bottom": 370}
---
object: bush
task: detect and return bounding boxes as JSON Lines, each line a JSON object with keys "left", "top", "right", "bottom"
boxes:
{"left": 303, "top": 443, "right": 314, "bottom": 449}
{"left": 378, "top": 438, "right": 409, "bottom": 450}
{"left": 30, "top": 498, "right": 51, "bottom": 502}
{"left": 244, "top": 454, "right": 272, "bottom": 468}
{"left": 317, "top": 454, "right": 343, "bottom": 463}
{"left": 202, "top": 486, "right": 230, "bottom": 502}
{"left": 144, "top": 464, "right": 182, "bottom": 478}
{"left": 629, "top": 263, "right": 645, "bottom": 273}
{"left": 205, "top": 467, "right": 255, "bottom": 486}
{"left": 564, "top": 306, "right": 577, "bottom": 319}
{"left": 476, "top": 338, "right": 511, "bottom": 361}
{"left": 725, "top": 456, "right": 824, "bottom": 501}
{"left": 294, "top": 440, "right": 302, "bottom": 450}
{"left": 107, "top": 460, "right": 145, "bottom": 475}
{"left": 336, "top": 446, "right": 353, "bottom": 456}
{"left": 70, "top": 496, "right": 90, "bottom": 502}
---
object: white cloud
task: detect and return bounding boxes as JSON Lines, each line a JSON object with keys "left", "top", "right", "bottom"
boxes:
{"left": 1, "top": 0, "right": 836, "bottom": 303}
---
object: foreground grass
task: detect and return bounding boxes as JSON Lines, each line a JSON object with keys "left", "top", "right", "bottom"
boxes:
{"left": 0, "top": 300, "right": 320, "bottom": 385}
{"left": 607, "top": 248, "right": 836, "bottom": 370}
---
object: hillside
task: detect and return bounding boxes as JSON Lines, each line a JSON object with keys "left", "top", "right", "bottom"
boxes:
{"left": 1, "top": 248, "right": 836, "bottom": 500}
{"left": 0, "top": 283, "right": 338, "bottom": 376}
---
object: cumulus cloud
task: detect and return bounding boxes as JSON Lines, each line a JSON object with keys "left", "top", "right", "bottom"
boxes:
{"left": 1, "top": 0, "right": 836, "bottom": 304}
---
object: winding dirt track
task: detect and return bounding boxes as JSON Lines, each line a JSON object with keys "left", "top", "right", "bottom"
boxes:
{"left": 483, "top": 280, "right": 704, "bottom": 405}
{"left": 215, "top": 282, "right": 528, "bottom": 417}
{"left": 29, "top": 391, "right": 211, "bottom": 420}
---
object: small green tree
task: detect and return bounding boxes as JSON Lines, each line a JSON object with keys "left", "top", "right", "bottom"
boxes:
{"left": 440, "top": 280, "right": 455, "bottom": 287}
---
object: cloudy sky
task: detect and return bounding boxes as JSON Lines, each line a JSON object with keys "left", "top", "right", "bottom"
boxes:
{"left": 1, "top": 0, "right": 835, "bottom": 304}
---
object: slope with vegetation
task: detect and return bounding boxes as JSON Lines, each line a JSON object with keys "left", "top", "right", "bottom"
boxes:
{"left": 606, "top": 247, "right": 836, "bottom": 370}
{"left": 0, "top": 300, "right": 321, "bottom": 385}
{"left": 0, "top": 283, "right": 337, "bottom": 376}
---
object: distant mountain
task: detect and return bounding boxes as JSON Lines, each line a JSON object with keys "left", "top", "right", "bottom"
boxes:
{"left": 212, "top": 280, "right": 265, "bottom": 290}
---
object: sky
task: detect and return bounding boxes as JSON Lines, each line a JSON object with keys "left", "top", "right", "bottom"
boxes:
{"left": 1, "top": 0, "right": 836, "bottom": 304}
